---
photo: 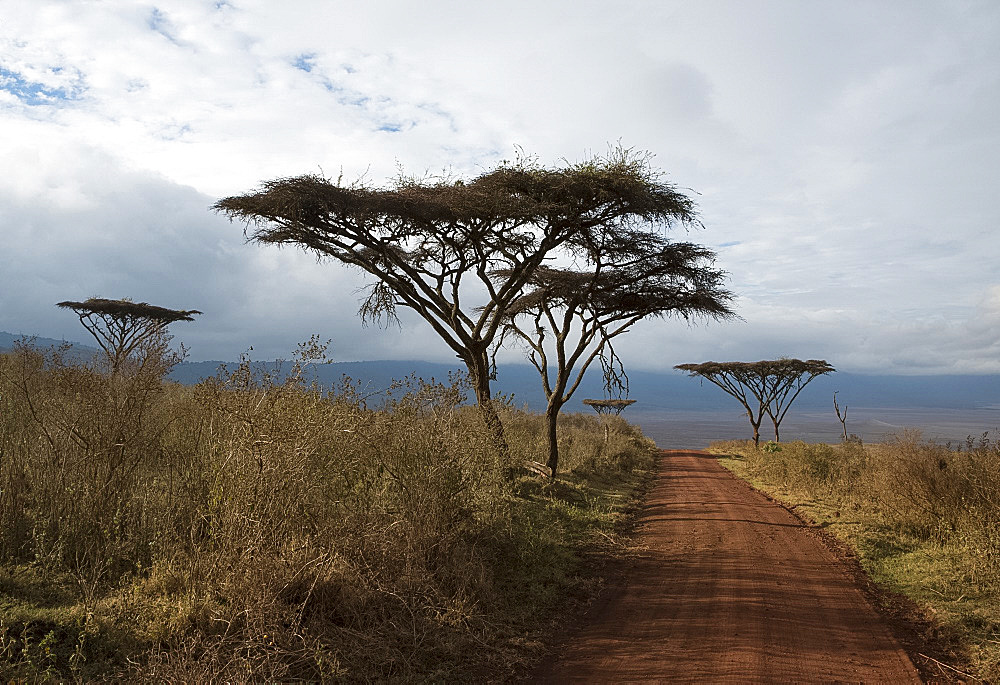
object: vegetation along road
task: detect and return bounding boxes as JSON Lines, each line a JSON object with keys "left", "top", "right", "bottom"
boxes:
{"left": 534, "top": 450, "right": 921, "bottom": 683}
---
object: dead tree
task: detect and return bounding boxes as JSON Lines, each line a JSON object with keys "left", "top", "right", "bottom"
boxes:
{"left": 675, "top": 359, "right": 834, "bottom": 446}
{"left": 214, "top": 147, "right": 703, "bottom": 453}
{"left": 833, "top": 391, "right": 849, "bottom": 442}
{"left": 498, "top": 237, "right": 733, "bottom": 478}
{"left": 56, "top": 297, "right": 200, "bottom": 374}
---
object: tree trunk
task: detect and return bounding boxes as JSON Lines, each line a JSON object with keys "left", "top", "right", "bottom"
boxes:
{"left": 545, "top": 401, "right": 562, "bottom": 479}
{"left": 748, "top": 410, "right": 761, "bottom": 447}
{"left": 466, "top": 354, "right": 509, "bottom": 457}
{"left": 773, "top": 420, "right": 780, "bottom": 442}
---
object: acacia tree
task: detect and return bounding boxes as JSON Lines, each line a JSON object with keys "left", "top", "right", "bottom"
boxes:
{"left": 674, "top": 359, "right": 834, "bottom": 445}
{"left": 498, "top": 237, "right": 734, "bottom": 477}
{"left": 214, "top": 148, "right": 702, "bottom": 450}
{"left": 763, "top": 358, "right": 836, "bottom": 441}
{"left": 582, "top": 399, "right": 637, "bottom": 445}
{"left": 56, "top": 297, "right": 201, "bottom": 374}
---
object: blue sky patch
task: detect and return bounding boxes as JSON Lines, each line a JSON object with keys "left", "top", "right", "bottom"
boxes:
{"left": 148, "top": 7, "right": 179, "bottom": 44}
{"left": 0, "top": 66, "right": 84, "bottom": 106}
{"left": 292, "top": 53, "right": 316, "bottom": 73}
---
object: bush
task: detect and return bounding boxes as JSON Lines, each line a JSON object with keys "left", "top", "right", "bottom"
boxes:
{"left": 0, "top": 342, "right": 655, "bottom": 681}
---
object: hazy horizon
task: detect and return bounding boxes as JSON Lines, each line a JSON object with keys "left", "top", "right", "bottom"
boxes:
{"left": 632, "top": 407, "right": 1000, "bottom": 449}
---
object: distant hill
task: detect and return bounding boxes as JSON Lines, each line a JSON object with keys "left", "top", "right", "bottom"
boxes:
{"left": 0, "top": 331, "right": 97, "bottom": 353}
{"left": 4, "top": 331, "right": 999, "bottom": 413}
{"left": 170, "top": 358, "right": 1000, "bottom": 413}
{"left": 0, "top": 331, "right": 98, "bottom": 363}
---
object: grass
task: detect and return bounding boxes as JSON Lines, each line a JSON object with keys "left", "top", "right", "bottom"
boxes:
{"left": 712, "top": 436, "right": 1000, "bottom": 682}
{"left": 0, "top": 341, "right": 657, "bottom": 682}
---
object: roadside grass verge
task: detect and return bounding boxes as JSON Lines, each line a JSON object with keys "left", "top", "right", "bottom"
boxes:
{"left": 0, "top": 344, "right": 656, "bottom": 682}
{"left": 711, "top": 436, "right": 1000, "bottom": 682}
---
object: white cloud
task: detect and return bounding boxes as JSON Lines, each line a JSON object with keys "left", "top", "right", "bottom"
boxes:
{"left": 0, "top": 0, "right": 998, "bottom": 373}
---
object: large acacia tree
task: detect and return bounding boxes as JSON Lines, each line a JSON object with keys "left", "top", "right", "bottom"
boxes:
{"left": 498, "top": 235, "right": 734, "bottom": 477}
{"left": 215, "top": 149, "right": 702, "bottom": 448}
{"left": 674, "top": 359, "right": 835, "bottom": 445}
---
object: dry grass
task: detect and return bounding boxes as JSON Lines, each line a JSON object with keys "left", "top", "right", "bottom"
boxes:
{"left": 711, "top": 434, "right": 1000, "bottom": 681}
{"left": 0, "top": 341, "right": 656, "bottom": 682}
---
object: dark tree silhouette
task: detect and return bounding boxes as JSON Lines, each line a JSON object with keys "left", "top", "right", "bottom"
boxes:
{"left": 583, "top": 398, "right": 637, "bottom": 445}
{"left": 674, "top": 359, "right": 834, "bottom": 445}
{"left": 214, "top": 148, "right": 703, "bottom": 451}
{"left": 498, "top": 237, "right": 734, "bottom": 477}
{"left": 763, "top": 358, "right": 836, "bottom": 441}
{"left": 56, "top": 297, "right": 201, "bottom": 374}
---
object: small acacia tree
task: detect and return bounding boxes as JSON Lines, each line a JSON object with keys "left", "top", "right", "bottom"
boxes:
{"left": 214, "top": 148, "right": 703, "bottom": 451}
{"left": 56, "top": 297, "right": 201, "bottom": 375}
{"left": 583, "top": 398, "right": 637, "bottom": 445}
{"left": 675, "top": 358, "right": 834, "bottom": 445}
{"left": 497, "top": 237, "right": 734, "bottom": 477}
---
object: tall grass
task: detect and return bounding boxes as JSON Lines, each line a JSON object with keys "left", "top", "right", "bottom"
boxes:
{"left": 0, "top": 342, "right": 655, "bottom": 681}
{"left": 711, "top": 434, "right": 1000, "bottom": 679}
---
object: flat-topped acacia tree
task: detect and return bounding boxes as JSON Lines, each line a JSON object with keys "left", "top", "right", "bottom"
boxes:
{"left": 675, "top": 359, "right": 835, "bottom": 445}
{"left": 497, "top": 235, "right": 734, "bottom": 477}
{"left": 56, "top": 297, "right": 201, "bottom": 374}
{"left": 583, "top": 399, "right": 637, "bottom": 445}
{"left": 214, "top": 148, "right": 703, "bottom": 451}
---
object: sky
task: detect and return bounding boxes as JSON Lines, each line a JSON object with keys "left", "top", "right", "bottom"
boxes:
{"left": 1, "top": 0, "right": 998, "bottom": 375}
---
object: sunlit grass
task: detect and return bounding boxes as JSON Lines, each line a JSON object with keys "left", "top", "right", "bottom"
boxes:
{"left": 0, "top": 344, "right": 656, "bottom": 681}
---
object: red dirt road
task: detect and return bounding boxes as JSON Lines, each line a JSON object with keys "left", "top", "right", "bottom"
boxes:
{"left": 534, "top": 450, "right": 921, "bottom": 683}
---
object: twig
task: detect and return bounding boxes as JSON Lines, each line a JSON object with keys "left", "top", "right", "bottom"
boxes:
{"left": 917, "top": 653, "right": 975, "bottom": 679}
{"left": 595, "top": 530, "right": 624, "bottom": 547}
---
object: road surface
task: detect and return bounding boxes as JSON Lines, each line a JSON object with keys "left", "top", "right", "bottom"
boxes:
{"left": 533, "top": 450, "right": 921, "bottom": 683}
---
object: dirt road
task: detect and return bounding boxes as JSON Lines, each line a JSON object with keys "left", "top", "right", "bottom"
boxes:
{"left": 534, "top": 450, "right": 921, "bottom": 683}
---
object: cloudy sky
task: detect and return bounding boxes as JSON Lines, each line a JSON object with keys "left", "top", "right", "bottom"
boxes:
{"left": 1, "top": 0, "right": 998, "bottom": 374}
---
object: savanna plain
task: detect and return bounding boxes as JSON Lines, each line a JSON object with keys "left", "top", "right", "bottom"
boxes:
{"left": 0, "top": 340, "right": 656, "bottom": 682}
{"left": 1, "top": 341, "right": 998, "bottom": 682}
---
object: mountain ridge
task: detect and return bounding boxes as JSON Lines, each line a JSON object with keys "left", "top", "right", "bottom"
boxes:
{"left": 4, "top": 331, "right": 998, "bottom": 413}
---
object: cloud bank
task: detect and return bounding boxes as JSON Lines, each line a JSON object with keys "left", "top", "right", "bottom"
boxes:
{"left": 1, "top": 0, "right": 998, "bottom": 373}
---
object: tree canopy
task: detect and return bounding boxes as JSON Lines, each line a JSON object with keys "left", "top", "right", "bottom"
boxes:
{"left": 215, "top": 147, "right": 706, "bottom": 449}
{"left": 675, "top": 359, "right": 835, "bottom": 445}
{"left": 582, "top": 399, "right": 637, "bottom": 415}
